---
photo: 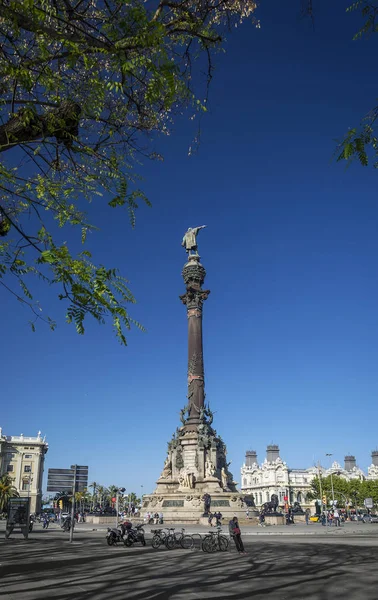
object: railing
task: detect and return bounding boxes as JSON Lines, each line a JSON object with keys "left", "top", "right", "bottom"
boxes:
{"left": 6, "top": 436, "right": 47, "bottom": 443}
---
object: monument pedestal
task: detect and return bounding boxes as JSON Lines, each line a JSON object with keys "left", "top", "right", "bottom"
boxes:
{"left": 264, "top": 514, "right": 285, "bottom": 526}
{"left": 144, "top": 491, "right": 248, "bottom": 523}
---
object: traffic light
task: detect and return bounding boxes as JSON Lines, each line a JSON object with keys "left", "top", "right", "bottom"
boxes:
{"left": 59, "top": 500, "right": 63, "bottom": 509}
{"left": 322, "top": 495, "right": 327, "bottom": 505}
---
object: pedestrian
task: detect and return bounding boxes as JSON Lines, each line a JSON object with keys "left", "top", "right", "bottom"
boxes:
{"left": 215, "top": 511, "right": 222, "bottom": 526}
{"left": 208, "top": 512, "right": 213, "bottom": 527}
{"left": 229, "top": 516, "right": 246, "bottom": 555}
{"left": 258, "top": 512, "right": 265, "bottom": 527}
{"left": 159, "top": 512, "right": 164, "bottom": 524}
{"left": 333, "top": 509, "right": 340, "bottom": 527}
{"left": 246, "top": 508, "right": 249, "bottom": 520}
{"left": 42, "top": 514, "right": 49, "bottom": 529}
{"left": 305, "top": 508, "right": 310, "bottom": 525}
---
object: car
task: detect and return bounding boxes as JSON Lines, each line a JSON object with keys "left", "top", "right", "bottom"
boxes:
{"left": 61, "top": 512, "right": 70, "bottom": 519}
{"left": 362, "top": 514, "right": 378, "bottom": 523}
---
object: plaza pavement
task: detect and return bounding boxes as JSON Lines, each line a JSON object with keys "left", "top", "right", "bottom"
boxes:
{"left": 1, "top": 521, "right": 378, "bottom": 600}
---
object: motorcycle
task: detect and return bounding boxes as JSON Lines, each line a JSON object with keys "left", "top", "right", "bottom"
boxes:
{"left": 106, "top": 523, "right": 127, "bottom": 546}
{"left": 124, "top": 524, "right": 146, "bottom": 547}
{"left": 29, "top": 515, "right": 35, "bottom": 533}
{"left": 61, "top": 517, "right": 73, "bottom": 532}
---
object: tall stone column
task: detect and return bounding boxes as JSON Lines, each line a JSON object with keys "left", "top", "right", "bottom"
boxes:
{"left": 180, "top": 255, "right": 210, "bottom": 431}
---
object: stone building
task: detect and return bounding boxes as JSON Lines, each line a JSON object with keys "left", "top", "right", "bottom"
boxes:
{"left": 240, "top": 446, "right": 378, "bottom": 510}
{"left": 0, "top": 427, "right": 48, "bottom": 513}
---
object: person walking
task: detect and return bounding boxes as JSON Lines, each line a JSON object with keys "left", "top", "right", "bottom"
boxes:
{"left": 229, "top": 516, "right": 247, "bottom": 555}
{"left": 333, "top": 508, "right": 340, "bottom": 527}
{"left": 258, "top": 512, "right": 265, "bottom": 527}
{"left": 305, "top": 508, "right": 310, "bottom": 525}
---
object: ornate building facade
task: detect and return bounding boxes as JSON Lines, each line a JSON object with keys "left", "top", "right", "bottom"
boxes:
{"left": 240, "top": 445, "right": 378, "bottom": 510}
{"left": 0, "top": 427, "right": 48, "bottom": 513}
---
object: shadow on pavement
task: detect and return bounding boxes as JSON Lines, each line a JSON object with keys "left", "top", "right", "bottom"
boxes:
{"left": 1, "top": 534, "right": 378, "bottom": 600}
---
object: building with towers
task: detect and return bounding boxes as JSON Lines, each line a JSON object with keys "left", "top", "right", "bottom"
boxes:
{"left": 240, "top": 445, "right": 378, "bottom": 510}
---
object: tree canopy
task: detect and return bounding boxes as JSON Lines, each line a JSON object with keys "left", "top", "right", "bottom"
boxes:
{"left": 308, "top": 475, "right": 378, "bottom": 509}
{"left": 0, "top": 0, "right": 258, "bottom": 343}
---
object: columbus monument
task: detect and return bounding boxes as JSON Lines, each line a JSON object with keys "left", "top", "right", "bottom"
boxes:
{"left": 142, "top": 227, "right": 247, "bottom": 522}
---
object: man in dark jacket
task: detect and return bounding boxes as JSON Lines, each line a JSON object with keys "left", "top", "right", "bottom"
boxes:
{"left": 229, "top": 516, "right": 246, "bottom": 554}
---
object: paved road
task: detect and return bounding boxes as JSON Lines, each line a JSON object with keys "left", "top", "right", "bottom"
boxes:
{"left": 1, "top": 522, "right": 378, "bottom": 600}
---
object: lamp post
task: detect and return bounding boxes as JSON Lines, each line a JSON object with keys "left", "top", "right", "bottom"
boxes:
{"left": 326, "top": 453, "right": 335, "bottom": 504}
{"left": 140, "top": 485, "right": 144, "bottom": 508}
{"left": 115, "top": 487, "right": 125, "bottom": 528}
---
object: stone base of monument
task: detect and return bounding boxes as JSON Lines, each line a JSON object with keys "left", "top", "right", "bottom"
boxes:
{"left": 264, "top": 514, "right": 285, "bottom": 526}
{"left": 143, "top": 492, "right": 249, "bottom": 524}
{"left": 291, "top": 514, "right": 306, "bottom": 523}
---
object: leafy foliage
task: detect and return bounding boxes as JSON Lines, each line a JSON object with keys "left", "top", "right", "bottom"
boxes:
{"left": 0, "top": 473, "right": 19, "bottom": 512}
{"left": 308, "top": 475, "right": 378, "bottom": 508}
{"left": 337, "top": 2, "right": 378, "bottom": 168}
{"left": 0, "top": 0, "right": 258, "bottom": 343}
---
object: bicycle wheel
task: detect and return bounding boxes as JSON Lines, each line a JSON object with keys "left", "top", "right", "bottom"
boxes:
{"left": 174, "top": 532, "right": 184, "bottom": 544}
{"left": 181, "top": 535, "right": 194, "bottom": 550}
{"left": 218, "top": 536, "right": 229, "bottom": 552}
{"left": 165, "top": 535, "right": 175, "bottom": 550}
{"left": 202, "top": 536, "right": 213, "bottom": 553}
{"left": 152, "top": 535, "right": 162, "bottom": 549}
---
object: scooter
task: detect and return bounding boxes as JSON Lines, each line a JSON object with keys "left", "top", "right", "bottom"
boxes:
{"left": 106, "top": 522, "right": 128, "bottom": 546}
{"left": 29, "top": 516, "right": 35, "bottom": 532}
{"left": 124, "top": 523, "right": 146, "bottom": 547}
{"left": 61, "top": 517, "right": 73, "bottom": 532}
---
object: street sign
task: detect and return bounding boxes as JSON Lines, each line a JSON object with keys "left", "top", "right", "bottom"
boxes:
{"left": 71, "top": 465, "right": 88, "bottom": 491}
{"left": 364, "top": 498, "right": 373, "bottom": 509}
{"left": 47, "top": 466, "right": 88, "bottom": 492}
{"left": 47, "top": 468, "right": 75, "bottom": 492}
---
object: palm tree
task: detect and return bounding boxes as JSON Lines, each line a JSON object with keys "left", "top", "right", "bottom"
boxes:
{"left": 0, "top": 474, "right": 19, "bottom": 512}
{"left": 89, "top": 481, "right": 97, "bottom": 511}
{"left": 75, "top": 490, "right": 90, "bottom": 513}
{"left": 96, "top": 485, "right": 105, "bottom": 508}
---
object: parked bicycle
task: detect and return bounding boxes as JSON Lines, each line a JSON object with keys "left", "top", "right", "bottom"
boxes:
{"left": 152, "top": 527, "right": 193, "bottom": 550}
{"left": 202, "top": 527, "right": 229, "bottom": 553}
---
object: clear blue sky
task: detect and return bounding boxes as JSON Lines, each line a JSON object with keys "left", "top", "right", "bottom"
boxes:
{"left": 2, "top": 1, "right": 378, "bottom": 496}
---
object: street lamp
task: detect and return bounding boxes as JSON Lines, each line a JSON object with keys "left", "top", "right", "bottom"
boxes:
{"left": 326, "top": 454, "right": 335, "bottom": 504}
{"left": 115, "top": 487, "right": 125, "bottom": 528}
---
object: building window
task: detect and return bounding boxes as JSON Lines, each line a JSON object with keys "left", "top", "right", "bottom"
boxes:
{"left": 24, "top": 454, "right": 32, "bottom": 459}
{"left": 243, "top": 478, "right": 247, "bottom": 487}
{"left": 24, "top": 465, "right": 32, "bottom": 473}
{"left": 7, "top": 464, "right": 13, "bottom": 472}
{"left": 22, "top": 480, "right": 30, "bottom": 491}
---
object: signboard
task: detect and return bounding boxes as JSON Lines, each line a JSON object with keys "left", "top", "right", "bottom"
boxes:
{"left": 7, "top": 497, "right": 30, "bottom": 525}
{"left": 6, "top": 497, "right": 30, "bottom": 539}
{"left": 71, "top": 465, "right": 88, "bottom": 492}
{"left": 47, "top": 465, "right": 88, "bottom": 492}
{"left": 364, "top": 498, "right": 374, "bottom": 509}
{"left": 47, "top": 468, "right": 74, "bottom": 492}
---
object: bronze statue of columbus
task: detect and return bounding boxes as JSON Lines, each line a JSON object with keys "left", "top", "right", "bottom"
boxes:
{"left": 181, "top": 225, "right": 206, "bottom": 255}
